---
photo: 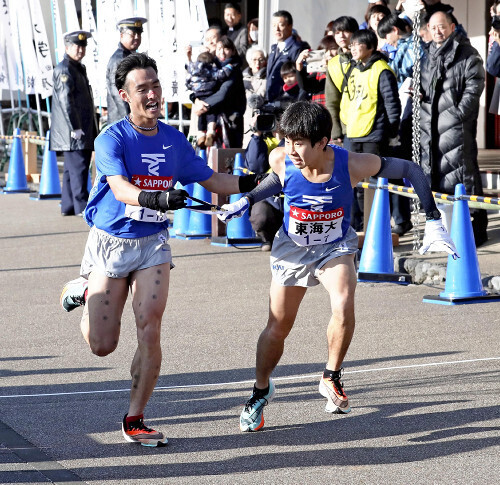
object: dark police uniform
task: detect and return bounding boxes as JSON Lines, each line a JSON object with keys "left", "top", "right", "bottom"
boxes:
{"left": 50, "top": 30, "right": 97, "bottom": 216}
{"left": 105, "top": 17, "right": 147, "bottom": 125}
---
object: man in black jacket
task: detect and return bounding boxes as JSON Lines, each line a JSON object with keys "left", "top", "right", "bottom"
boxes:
{"left": 420, "top": 11, "right": 487, "bottom": 246}
{"left": 106, "top": 17, "right": 147, "bottom": 124}
{"left": 266, "top": 10, "right": 309, "bottom": 102}
{"left": 50, "top": 30, "right": 97, "bottom": 216}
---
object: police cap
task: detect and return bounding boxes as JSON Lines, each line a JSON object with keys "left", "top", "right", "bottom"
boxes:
{"left": 117, "top": 17, "right": 147, "bottom": 34}
{"left": 64, "top": 30, "right": 92, "bottom": 47}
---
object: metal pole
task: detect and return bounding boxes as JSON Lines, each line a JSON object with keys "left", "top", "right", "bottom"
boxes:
{"left": 35, "top": 94, "right": 44, "bottom": 137}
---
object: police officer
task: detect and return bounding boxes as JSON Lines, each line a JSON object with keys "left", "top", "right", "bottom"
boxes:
{"left": 50, "top": 30, "right": 97, "bottom": 216}
{"left": 106, "top": 17, "right": 147, "bottom": 124}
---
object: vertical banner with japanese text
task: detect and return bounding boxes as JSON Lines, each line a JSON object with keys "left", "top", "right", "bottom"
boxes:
{"left": 29, "top": 0, "right": 54, "bottom": 98}
{"left": 50, "top": 0, "right": 65, "bottom": 63}
{"left": 81, "top": 0, "right": 100, "bottom": 105}
{"left": 14, "top": 0, "right": 41, "bottom": 95}
{"left": 2, "top": 0, "right": 23, "bottom": 91}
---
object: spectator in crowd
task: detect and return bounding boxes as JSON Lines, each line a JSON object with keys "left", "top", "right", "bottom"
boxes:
{"left": 244, "top": 129, "right": 283, "bottom": 252}
{"left": 185, "top": 50, "right": 235, "bottom": 147}
{"left": 342, "top": 29, "right": 401, "bottom": 231}
{"left": 223, "top": 3, "right": 248, "bottom": 61}
{"left": 487, "top": 14, "right": 500, "bottom": 116}
{"left": 242, "top": 45, "right": 268, "bottom": 147}
{"left": 366, "top": 4, "right": 392, "bottom": 50}
{"left": 296, "top": 35, "right": 339, "bottom": 106}
{"left": 106, "top": 17, "right": 147, "bottom": 125}
{"left": 50, "top": 30, "right": 97, "bottom": 217}
{"left": 275, "top": 61, "right": 307, "bottom": 103}
{"left": 324, "top": 20, "right": 335, "bottom": 37}
{"left": 203, "top": 26, "right": 222, "bottom": 55}
{"left": 360, "top": 1, "right": 391, "bottom": 29}
{"left": 266, "top": 10, "right": 309, "bottom": 102}
{"left": 377, "top": 13, "right": 416, "bottom": 235}
{"left": 247, "top": 18, "right": 259, "bottom": 48}
{"left": 325, "top": 16, "right": 359, "bottom": 145}
{"left": 378, "top": 13, "right": 417, "bottom": 86}
{"left": 192, "top": 36, "right": 246, "bottom": 147}
{"left": 420, "top": 11, "right": 488, "bottom": 245}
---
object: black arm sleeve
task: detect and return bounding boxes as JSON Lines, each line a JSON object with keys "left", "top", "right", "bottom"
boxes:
{"left": 245, "top": 171, "right": 283, "bottom": 206}
{"left": 375, "top": 157, "right": 441, "bottom": 220}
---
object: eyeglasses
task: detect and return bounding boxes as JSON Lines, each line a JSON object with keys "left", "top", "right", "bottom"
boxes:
{"left": 252, "top": 57, "right": 266, "bottom": 63}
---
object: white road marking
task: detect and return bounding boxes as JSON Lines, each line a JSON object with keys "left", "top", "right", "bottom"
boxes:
{"left": 0, "top": 357, "right": 498, "bottom": 399}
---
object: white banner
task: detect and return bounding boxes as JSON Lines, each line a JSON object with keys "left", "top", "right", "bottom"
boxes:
{"left": 0, "top": 2, "right": 17, "bottom": 90}
{"left": 8, "top": 0, "right": 25, "bottom": 91}
{"left": 29, "top": 0, "right": 54, "bottom": 98}
{"left": 63, "top": 0, "right": 79, "bottom": 32}
{"left": 14, "top": 0, "right": 41, "bottom": 96}
{"left": 189, "top": 0, "right": 209, "bottom": 46}
{"left": 97, "top": 0, "right": 133, "bottom": 108}
{"left": 134, "top": 0, "right": 149, "bottom": 53}
{"left": 81, "top": 0, "right": 100, "bottom": 105}
{"left": 50, "top": 0, "right": 65, "bottom": 63}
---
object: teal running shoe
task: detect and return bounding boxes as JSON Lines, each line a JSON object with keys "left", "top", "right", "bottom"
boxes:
{"left": 60, "top": 277, "right": 87, "bottom": 312}
{"left": 240, "top": 379, "right": 275, "bottom": 432}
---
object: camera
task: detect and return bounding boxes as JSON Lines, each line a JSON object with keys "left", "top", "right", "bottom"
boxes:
{"left": 248, "top": 95, "right": 293, "bottom": 133}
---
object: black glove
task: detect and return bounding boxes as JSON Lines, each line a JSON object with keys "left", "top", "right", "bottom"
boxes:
{"left": 138, "top": 189, "right": 188, "bottom": 212}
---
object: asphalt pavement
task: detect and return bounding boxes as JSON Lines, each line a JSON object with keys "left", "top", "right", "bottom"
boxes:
{"left": 0, "top": 193, "right": 499, "bottom": 485}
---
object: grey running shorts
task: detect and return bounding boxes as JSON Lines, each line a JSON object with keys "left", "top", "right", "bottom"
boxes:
{"left": 80, "top": 226, "right": 174, "bottom": 279}
{"left": 270, "top": 225, "right": 358, "bottom": 287}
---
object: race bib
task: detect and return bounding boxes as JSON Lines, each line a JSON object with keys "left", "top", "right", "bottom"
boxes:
{"left": 125, "top": 174, "right": 173, "bottom": 223}
{"left": 288, "top": 206, "right": 344, "bottom": 246}
{"left": 125, "top": 204, "right": 169, "bottom": 223}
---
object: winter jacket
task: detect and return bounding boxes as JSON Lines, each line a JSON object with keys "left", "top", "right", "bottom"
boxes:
{"left": 325, "top": 51, "right": 356, "bottom": 140}
{"left": 343, "top": 51, "right": 401, "bottom": 144}
{"left": 185, "top": 60, "right": 233, "bottom": 100}
{"left": 266, "top": 35, "right": 309, "bottom": 102}
{"left": 106, "top": 43, "right": 131, "bottom": 124}
{"left": 50, "top": 54, "right": 97, "bottom": 152}
{"left": 419, "top": 32, "right": 485, "bottom": 194}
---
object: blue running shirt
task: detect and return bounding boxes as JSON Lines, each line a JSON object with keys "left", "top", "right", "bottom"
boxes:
{"left": 85, "top": 120, "right": 213, "bottom": 238}
{"left": 283, "top": 145, "right": 352, "bottom": 246}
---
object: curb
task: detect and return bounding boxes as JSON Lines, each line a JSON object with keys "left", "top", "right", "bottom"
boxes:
{"left": 394, "top": 252, "right": 500, "bottom": 290}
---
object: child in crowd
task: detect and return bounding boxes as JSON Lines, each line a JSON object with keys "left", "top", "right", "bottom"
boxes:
{"left": 275, "top": 61, "right": 308, "bottom": 104}
{"left": 185, "top": 50, "right": 234, "bottom": 147}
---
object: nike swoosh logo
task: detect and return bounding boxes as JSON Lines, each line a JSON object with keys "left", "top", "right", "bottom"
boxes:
{"left": 325, "top": 185, "right": 340, "bottom": 192}
{"left": 163, "top": 145, "right": 172, "bottom": 150}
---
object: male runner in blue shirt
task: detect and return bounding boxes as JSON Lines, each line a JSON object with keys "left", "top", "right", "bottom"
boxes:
{"left": 60, "top": 53, "right": 258, "bottom": 446}
{"left": 219, "top": 101, "right": 457, "bottom": 432}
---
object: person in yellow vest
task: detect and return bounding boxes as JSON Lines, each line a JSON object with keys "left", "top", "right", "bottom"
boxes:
{"left": 324, "top": 16, "right": 359, "bottom": 145}
{"left": 341, "top": 28, "right": 401, "bottom": 231}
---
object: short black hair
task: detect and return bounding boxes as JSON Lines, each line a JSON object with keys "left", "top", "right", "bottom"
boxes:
{"left": 224, "top": 2, "right": 241, "bottom": 13}
{"left": 317, "top": 35, "right": 338, "bottom": 51}
{"left": 377, "top": 13, "right": 409, "bottom": 39}
{"left": 366, "top": 4, "right": 391, "bottom": 26}
{"left": 280, "top": 61, "right": 296, "bottom": 77}
{"left": 115, "top": 52, "right": 158, "bottom": 90}
{"left": 351, "top": 29, "right": 378, "bottom": 51}
{"left": 331, "top": 16, "right": 359, "bottom": 34}
{"left": 278, "top": 101, "right": 332, "bottom": 148}
{"left": 273, "top": 10, "right": 293, "bottom": 26}
{"left": 197, "top": 51, "right": 215, "bottom": 64}
{"left": 218, "top": 35, "right": 236, "bottom": 53}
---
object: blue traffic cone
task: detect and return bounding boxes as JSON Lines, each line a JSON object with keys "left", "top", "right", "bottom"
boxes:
{"left": 2, "top": 128, "right": 30, "bottom": 194}
{"left": 358, "top": 177, "right": 411, "bottom": 284}
{"left": 225, "top": 153, "right": 260, "bottom": 244}
{"left": 185, "top": 181, "right": 212, "bottom": 238}
{"left": 30, "top": 130, "right": 61, "bottom": 199}
{"left": 171, "top": 182, "right": 193, "bottom": 238}
{"left": 423, "top": 183, "right": 500, "bottom": 304}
